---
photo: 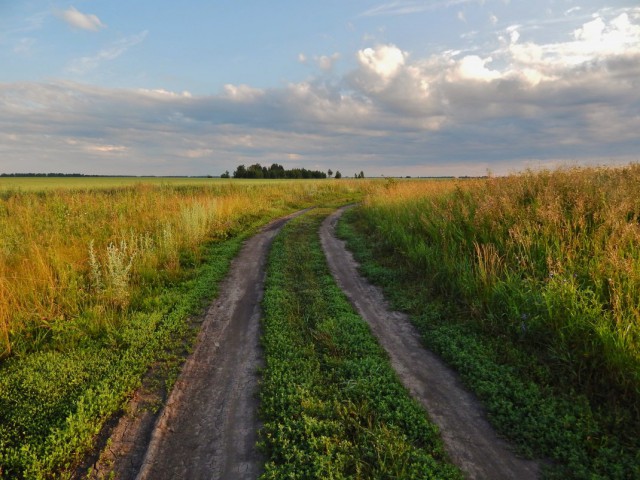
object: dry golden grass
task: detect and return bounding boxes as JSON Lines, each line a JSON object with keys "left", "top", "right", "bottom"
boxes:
{"left": 359, "top": 166, "right": 640, "bottom": 400}
{"left": 0, "top": 180, "right": 367, "bottom": 356}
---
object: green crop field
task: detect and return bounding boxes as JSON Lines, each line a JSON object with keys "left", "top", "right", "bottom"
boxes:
{"left": 0, "top": 176, "right": 326, "bottom": 192}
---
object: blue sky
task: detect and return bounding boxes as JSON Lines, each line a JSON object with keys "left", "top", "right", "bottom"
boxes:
{"left": 1, "top": 1, "right": 639, "bottom": 176}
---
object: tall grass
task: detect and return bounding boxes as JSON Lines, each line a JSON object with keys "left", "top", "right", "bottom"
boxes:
{"left": 0, "top": 181, "right": 365, "bottom": 357}
{"left": 0, "top": 179, "right": 374, "bottom": 478}
{"left": 358, "top": 166, "right": 640, "bottom": 408}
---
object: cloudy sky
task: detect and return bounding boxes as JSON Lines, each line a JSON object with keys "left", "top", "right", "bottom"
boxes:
{"left": 1, "top": 1, "right": 638, "bottom": 176}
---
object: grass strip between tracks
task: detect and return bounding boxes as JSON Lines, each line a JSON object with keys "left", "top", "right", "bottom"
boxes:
{"left": 259, "top": 208, "right": 462, "bottom": 479}
{"left": 337, "top": 206, "right": 640, "bottom": 480}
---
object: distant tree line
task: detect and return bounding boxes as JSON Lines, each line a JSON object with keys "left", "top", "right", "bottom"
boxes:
{"left": 0, "top": 173, "right": 90, "bottom": 177}
{"left": 0, "top": 173, "right": 218, "bottom": 178}
{"left": 227, "top": 163, "right": 328, "bottom": 179}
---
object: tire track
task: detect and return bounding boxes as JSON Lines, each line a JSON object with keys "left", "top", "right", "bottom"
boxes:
{"left": 135, "top": 209, "right": 309, "bottom": 480}
{"left": 320, "top": 206, "right": 540, "bottom": 480}
{"left": 93, "top": 209, "right": 309, "bottom": 480}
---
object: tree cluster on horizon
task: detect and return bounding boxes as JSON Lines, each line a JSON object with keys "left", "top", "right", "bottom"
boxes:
{"left": 227, "top": 163, "right": 328, "bottom": 179}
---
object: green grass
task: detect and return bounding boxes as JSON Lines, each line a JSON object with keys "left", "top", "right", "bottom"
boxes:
{"left": 0, "top": 231, "right": 250, "bottom": 479}
{"left": 338, "top": 204, "right": 640, "bottom": 479}
{"left": 258, "top": 209, "right": 462, "bottom": 479}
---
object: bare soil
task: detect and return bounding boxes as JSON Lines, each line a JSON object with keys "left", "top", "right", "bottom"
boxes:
{"left": 89, "top": 209, "right": 308, "bottom": 480}
{"left": 320, "top": 206, "right": 540, "bottom": 480}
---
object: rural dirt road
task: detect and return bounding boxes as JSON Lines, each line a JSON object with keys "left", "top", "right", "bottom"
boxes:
{"left": 320, "top": 206, "right": 540, "bottom": 480}
{"left": 94, "top": 205, "right": 539, "bottom": 480}
{"left": 91, "top": 209, "right": 308, "bottom": 480}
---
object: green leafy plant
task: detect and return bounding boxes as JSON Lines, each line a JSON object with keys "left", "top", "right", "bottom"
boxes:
{"left": 259, "top": 210, "right": 461, "bottom": 479}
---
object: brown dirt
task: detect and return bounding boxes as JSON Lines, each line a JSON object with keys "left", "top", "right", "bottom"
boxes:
{"left": 88, "top": 209, "right": 309, "bottom": 480}
{"left": 320, "top": 206, "right": 540, "bottom": 480}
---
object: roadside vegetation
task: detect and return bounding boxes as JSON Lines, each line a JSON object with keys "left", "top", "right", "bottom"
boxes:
{"left": 0, "top": 179, "right": 367, "bottom": 479}
{"left": 339, "top": 166, "right": 640, "bottom": 478}
{"left": 259, "top": 209, "right": 462, "bottom": 479}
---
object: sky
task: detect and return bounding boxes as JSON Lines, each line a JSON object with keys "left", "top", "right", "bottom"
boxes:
{"left": 1, "top": 1, "right": 639, "bottom": 177}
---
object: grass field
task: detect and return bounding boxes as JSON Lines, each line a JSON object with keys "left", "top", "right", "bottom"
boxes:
{"left": 0, "top": 178, "right": 370, "bottom": 478}
{"left": 2, "top": 167, "right": 639, "bottom": 478}
{"left": 340, "top": 165, "right": 640, "bottom": 478}
{"left": 0, "top": 177, "right": 320, "bottom": 192}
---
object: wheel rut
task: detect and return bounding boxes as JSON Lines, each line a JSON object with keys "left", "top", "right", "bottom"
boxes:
{"left": 90, "top": 209, "right": 309, "bottom": 480}
{"left": 320, "top": 206, "right": 540, "bottom": 480}
{"left": 135, "top": 209, "right": 309, "bottom": 480}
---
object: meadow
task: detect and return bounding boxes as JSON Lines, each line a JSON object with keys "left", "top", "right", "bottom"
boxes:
{"left": 340, "top": 165, "right": 640, "bottom": 478}
{"left": 2, "top": 166, "right": 639, "bottom": 478}
{"left": 0, "top": 178, "right": 369, "bottom": 478}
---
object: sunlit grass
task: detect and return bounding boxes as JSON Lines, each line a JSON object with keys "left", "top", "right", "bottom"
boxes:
{"left": 359, "top": 166, "right": 640, "bottom": 403}
{"left": 0, "top": 178, "right": 372, "bottom": 478}
{"left": 342, "top": 167, "right": 640, "bottom": 477}
{"left": 0, "top": 176, "right": 306, "bottom": 192}
{"left": 0, "top": 179, "right": 369, "bottom": 357}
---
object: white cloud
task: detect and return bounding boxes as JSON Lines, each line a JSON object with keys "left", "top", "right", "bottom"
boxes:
{"left": 86, "top": 144, "right": 127, "bottom": 154}
{"left": 67, "top": 31, "right": 148, "bottom": 74}
{"left": 57, "top": 6, "right": 105, "bottom": 32}
{"left": 357, "top": 45, "right": 406, "bottom": 81}
{"left": 1, "top": 10, "right": 639, "bottom": 176}
{"left": 185, "top": 148, "right": 214, "bottom": 158}
{"left": 139, "top": 88, "right": 193, "bottom": 98}
{"left": 454, "top": 55, "right": 500, "bottom": 81}
{"left": 223, "top": 84, "right": 263, "bottom": 102}
{"left": 505, "top": 12, "right": 640, "bottom": 79}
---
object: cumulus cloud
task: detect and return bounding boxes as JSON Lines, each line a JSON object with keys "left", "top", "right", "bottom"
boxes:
{"left": 223, "top": 84, "right": 263, "bottom": 102}
{"left": 1, "top": 10, "right": 639, "bottom": 176}
{"left": 57, "top": 6, "right": 105, "bottom": 32}
{"left": 454, "top": 55, "right": 500, "bottom": 81}
{"left": 355, "top": 44, "right": 407, "bottom": 90}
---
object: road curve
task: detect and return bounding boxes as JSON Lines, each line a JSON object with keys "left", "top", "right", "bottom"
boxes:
{"left": 132, "top": 209, "right": 309, "bottom": 480}
{"left": 320, "top": 206, "right": 540, "bottom": 480}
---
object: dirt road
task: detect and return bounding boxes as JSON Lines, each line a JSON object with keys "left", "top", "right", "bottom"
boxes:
{"left": 94, "top": 205, "right": 538, "bottom": 479}
{"left": 90, "top": 209, "right": 308, "bottom": 480}
{"left": 134, "top": 209, "right": 310, "bottom": 480}
{"left": 320, "top": 207, "right": 540, "bottom": 480}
